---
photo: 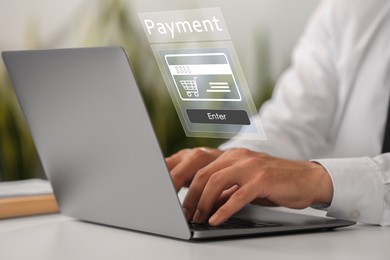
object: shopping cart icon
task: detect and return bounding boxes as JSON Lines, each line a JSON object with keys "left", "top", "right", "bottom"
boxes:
{"left": 180, "top": 77, "right": 199, "bottom": 97}
{"left": 165, "top": 53, "right": 242, "bottom": 102}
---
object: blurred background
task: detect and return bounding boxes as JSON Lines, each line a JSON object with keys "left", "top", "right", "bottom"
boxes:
{"left": 0, "top": 0, "right": 320, "bottom": 181}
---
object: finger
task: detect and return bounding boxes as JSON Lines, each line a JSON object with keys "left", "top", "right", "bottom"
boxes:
{"left": 165, "top": 149, "right": 191, "bottom": 171}
{"left": 182, "top": 155, "right": 238, "bottom": 221}
{"left": 209, "top": 184, "right": 258, "bottom": 226}
{"left": 193, "top": 168, "right": 240, "bottom": 223}
{"left": 211, "top": 185, "right": 239, "bottom": 215}
{"left": 170, "top": 160, "right": 200, "bottom": 192}
{"left": 252, "top": 198, "right": 278, "bottom": 207}
{"left": 188, "top": 157, "right": 255, "bottom": 223}
{"left": 171, "top": 148, "right": 221, "bottom": 192}
{"left": 182, "top": 167, "right": 212, "bottom": 221}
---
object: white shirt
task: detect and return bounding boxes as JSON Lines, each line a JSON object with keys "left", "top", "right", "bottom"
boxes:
{"left": 221, "top": 0, "right": 390, "bottom": 225}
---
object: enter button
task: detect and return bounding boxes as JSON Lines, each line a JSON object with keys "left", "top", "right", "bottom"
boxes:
{"left": 186, "top": 109, "right": 250, "bottom": 125}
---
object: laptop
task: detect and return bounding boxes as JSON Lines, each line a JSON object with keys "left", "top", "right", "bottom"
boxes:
{"left": 2, "top": 47, "right": 355, "bottom": 240}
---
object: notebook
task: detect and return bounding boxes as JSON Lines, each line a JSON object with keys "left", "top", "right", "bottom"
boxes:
{"left": 2, "top": 47, "right": 355, "bottom": 240}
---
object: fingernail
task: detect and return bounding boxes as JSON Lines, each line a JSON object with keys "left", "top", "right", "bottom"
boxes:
{"left": 193, "top": 209, "right": 201, "bottom": 223}
{"left": 209, "top": 213, "right": 220, "bottom": 226}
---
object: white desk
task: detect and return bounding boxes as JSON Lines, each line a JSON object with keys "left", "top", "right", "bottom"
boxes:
{"left": 0, "top": 208, "right": 389, "bottom": 260}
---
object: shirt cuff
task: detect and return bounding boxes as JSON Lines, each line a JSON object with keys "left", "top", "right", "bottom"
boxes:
{"left": 312, "top": 157, "right": 384, "bottom": 224}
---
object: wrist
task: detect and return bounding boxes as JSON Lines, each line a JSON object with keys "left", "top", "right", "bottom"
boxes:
{"left": 309, "top": 162, "right": 334, "bottom": 205}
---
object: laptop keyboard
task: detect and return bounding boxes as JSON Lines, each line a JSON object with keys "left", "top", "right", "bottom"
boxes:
{"left": 189, "top": 217, "right": 281, "bottom": 230}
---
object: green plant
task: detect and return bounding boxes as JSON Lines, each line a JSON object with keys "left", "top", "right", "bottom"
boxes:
{"left": 0, "top": 69, "right": 41, "bottom": 181}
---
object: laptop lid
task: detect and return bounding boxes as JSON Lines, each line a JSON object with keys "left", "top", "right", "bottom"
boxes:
{"left": 2, "top": 47, "right": 355, "bottom": 240}
{"left": 2, "top": 47, "right": 191, "bottom": 240}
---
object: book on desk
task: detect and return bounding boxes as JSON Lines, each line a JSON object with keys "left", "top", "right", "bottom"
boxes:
{"left": 0, "top": 179, "right": 59, "bottom": 219}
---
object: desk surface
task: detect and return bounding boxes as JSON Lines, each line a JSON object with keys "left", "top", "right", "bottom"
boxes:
{"left": 0, "top": 208, "right": 389, "bottom": 260}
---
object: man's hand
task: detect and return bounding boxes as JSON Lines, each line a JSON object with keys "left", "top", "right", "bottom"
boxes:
{"left": 166, "top": 148, "right": 333, "bottom": 226}
{"left": 166, "top": 147, "right": 224, "bottom": 191}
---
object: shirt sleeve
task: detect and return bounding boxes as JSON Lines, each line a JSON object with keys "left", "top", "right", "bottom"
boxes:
{"left": 220, "top": 0, "right": 339, "bottom": 160}
{"left": 220, "top": 0, "right": 390, "bottom": 226}
{"left": 314, "top": 155, "right": 390, "bottom": 226}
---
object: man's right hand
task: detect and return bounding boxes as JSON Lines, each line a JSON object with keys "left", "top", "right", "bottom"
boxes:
{"left": 166, "top": 147, "right": 333, "bottom": 226}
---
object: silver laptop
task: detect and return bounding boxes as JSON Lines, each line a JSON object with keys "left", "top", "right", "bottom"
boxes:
{"left": 2, "top": 47, "right": 355, "bottom": 240}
